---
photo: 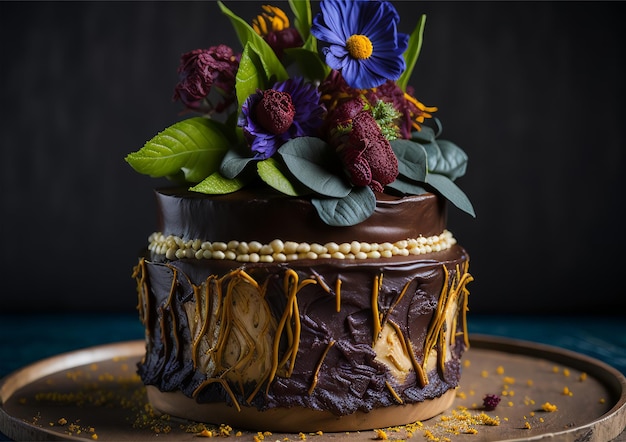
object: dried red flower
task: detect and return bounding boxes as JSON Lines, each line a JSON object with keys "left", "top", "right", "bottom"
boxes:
{"left": 483, "top": 394, "right": 501, "bottom": 411}
{"left": 338, "top": 110, "right": 398, "bottom": 192}
{"left": 173, "top": 45, "right": 240, "bottom": 113}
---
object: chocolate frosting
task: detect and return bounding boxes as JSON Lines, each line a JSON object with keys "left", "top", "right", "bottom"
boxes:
{"left": 154, "top": 187, "right": 447, "bottom": 244}
{"left": 134, "top": 189, "right": 472, "bottom": 426}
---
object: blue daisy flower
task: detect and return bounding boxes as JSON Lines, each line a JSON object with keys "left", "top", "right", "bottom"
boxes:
{"left": 239, "top": 78, "right": 325, "bottom": 159}
{"left": 311, "top": 0, "right": 409, "bottom": 90}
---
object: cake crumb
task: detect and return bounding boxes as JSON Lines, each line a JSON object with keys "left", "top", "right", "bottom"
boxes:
{"left": 374, "top": 429, "right": 388, "bottom": 439}
{"left": 562, "top": 386, "right": 573, "bottom": 396}
{"left": 496, "top": 366, "right": 504, "bottom": 375}
{"left": 541, "top": 402, "right": 558, "bottom": 412}
{"left": 579, "top": 372, "right": 588, "bottom": 382}
{"left": 524, "top": 421, "right": 531, "bottom": 429}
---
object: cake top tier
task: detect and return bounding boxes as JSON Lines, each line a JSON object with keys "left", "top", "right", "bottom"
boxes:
{"left": 154, "top": 187, "right": 447, "bottom": 246}
{"left": 126, "top": 0, "right": 474, "bottom": 227}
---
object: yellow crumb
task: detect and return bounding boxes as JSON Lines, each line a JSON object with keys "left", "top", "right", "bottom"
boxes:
{"left": 599, "top": 398, "right": 606, "bottom": 404}
{"left": 552, "top": 366, "right": 560, "bottom": 373}
{"left": 562, "top": 386, "right": 573, "bottom": 396}
{"left": 541, "top": 402, "right": 558, "bottom": 412}
{"left": 539, "top": 417, "right": 544, "bottom": 422}
{"left": 507, "top": 401, "right": 514, "bottom": 407}
{"left": 298, "top": 432, "right": 307, "bottom": 440}
{"left": 456, "top": 391, "right": 466, "bottom": 399}
{"left": 579, "top": 372, "right": 588, "bottom": 381}
{"left": 563, "top": 368, "right": 570, "bottom": 377}
{"left": 315, "top": 431, "right": 323, "bottom": 436}
{"left": 526, "top": 379, "right": 534, "bottom": 387}
{"left": 503, "top": 376, "right": 515, "bottom": 384}
{"left": 463, "top": 359, "right": 471, "bottom": 368}
{"left": 496, "top": 366, "right": 505, "bottom": 375}
{"left": 91, "top": 434, "right": 98, "bottom": 441}
{"left": 524, "top": 421, "right": 531, "bottom": 429}
{"left": 374, "top": 429, "right": 388, "bottom": 440}
{"left": 57, "top": 418, "right": 68, "bottom": 426}
{"left": 481, "top": 370, "right": 488, "bottom": 378}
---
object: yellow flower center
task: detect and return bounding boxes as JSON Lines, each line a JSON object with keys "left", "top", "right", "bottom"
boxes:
{"left": 346, "top": 34, "right": 373, "bottom": 60}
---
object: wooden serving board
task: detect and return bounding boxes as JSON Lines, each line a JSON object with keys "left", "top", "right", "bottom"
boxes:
{"left": 1, "top": 335, "right": 625, "bottom": 441}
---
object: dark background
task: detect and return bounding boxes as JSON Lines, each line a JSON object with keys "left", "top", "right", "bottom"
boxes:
{"left": 1, "top": 1, "right": 624, "bottom": 315}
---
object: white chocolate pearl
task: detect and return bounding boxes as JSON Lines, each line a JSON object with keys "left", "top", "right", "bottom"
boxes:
{"left": 213, "top": 242, "right": 228, "bottom": 251}
{"left": 270, "top": 239, "right": 284, "bottom": 253}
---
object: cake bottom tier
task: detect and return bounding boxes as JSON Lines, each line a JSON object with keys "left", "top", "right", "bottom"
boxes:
{"left": 133, "top": 245, "right": 472, "bottom": 431}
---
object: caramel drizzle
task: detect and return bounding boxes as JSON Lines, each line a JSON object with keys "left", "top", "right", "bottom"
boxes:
{"left": 267, "top": 269, "right": 317, "bottom": 392}
{"left": 132, "top": 258, "right": 147, "bottom": 325}
{"left": 141, "top": 259, "right": 472, "bottom": 406}
{"left": 421, "top": 262, "right": 473, "bottom": 382}
{"left": 335, "top": 277, "right": 342, "bottom": 313}
{"left": 385, "top": 381, "right": 404, "bottom": 404}
{"left": 371, "top": 274, "right": 383, "bottom": 345}
{"left": 308, "top": 340, "right": 335, "bottom": 395}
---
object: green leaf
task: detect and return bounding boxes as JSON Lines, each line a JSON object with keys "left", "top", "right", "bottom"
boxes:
{"left": 288, "top": 0, "right": 311, "bottom": 43}
{"left": 311, "top": 186, "right": 376, "bottom": 227}
{"left": 390, "top": 139, "right": 427, "bottom": 183}
{"left": 386, "top": 177, "right": 427, "bottom": 195}
{"left": 431, "top": 139, "right": 468, "bottom": 181}
{"left": 398, "top": 14, "right": 426, "bottom": 91}
{"left": 236, "top": 41, "right": 289, "bottom": 113}
{"left": 410, "top": 126, "right": 436, "bottom": 144}
{"left": 218, "top": 1, "right": 271, "bottom": 58}
{"left": 257, "top": 157, "right": 307, "bottom": 196}
{"left": 278, "top": 137, "right": 351, "bottom": 198}
{"left": 220, "top": 148, "right": 256, "bottom": 179}
{"left": 189, "top": 171, "right": 246, "bottom": 194}
{"left": 426, "top": 173, "right": 475, "bottom": 217}
{"left": 284, "top": 47, "right": 329, "bottom": 82}
{"left": 125, "top": 117, "right": 229, "bottom": 183}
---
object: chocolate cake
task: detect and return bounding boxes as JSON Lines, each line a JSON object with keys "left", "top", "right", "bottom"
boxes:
{"left": 127, "top": 0, "right": 475, "bottom": 432}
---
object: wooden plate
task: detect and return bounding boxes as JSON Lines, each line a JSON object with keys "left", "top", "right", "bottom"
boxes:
{"left": 1, "top": 335, "right": 625, "bottom": 441}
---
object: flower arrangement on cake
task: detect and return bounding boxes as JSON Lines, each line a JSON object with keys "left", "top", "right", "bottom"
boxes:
{"left": 126, "top": 0, "right": 474, "bottom": 226}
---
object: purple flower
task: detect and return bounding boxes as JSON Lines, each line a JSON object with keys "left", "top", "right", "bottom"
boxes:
{"left": 173, "top": 45, "right": 240, "bottom": 113}
{"left": 311, "top": 0, "right": 408, "bottom": 90}
{"left": 238, "top": 78, "right": 326, "bottom": 159}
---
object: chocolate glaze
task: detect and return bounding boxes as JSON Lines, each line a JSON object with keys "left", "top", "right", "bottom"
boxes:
{"left": 135, "top": 190, "right": 471, "bottom": 419}
{"left": 154, "top": 187, "right": 447, "bottom": 244}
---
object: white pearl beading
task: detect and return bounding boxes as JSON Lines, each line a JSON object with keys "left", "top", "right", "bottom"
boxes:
{"left": 148, "top": 230, "right": 457, "bottom": 262}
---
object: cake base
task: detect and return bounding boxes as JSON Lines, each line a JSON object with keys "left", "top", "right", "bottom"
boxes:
{"left": 146, "top": 386, "right": 456, "bottom": 433}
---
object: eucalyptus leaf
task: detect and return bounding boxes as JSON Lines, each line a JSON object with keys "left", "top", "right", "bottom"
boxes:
{"left": 257, "top": 158, "right": 306, "bottom": 196}
{"left": 189, "top": 171, "right": 246, "bottom": 194}
{"left": 125, "top": 117, "right": 229, "bottom": 183}
{"left": 426, "top": 173, "right": 475, "bottom": 217}
{"left": 397, "top": 14, "right": 426, "bottom": 92}
{"left": 220, "top": 148, "right": 256, "bottom": 179}
{"left": 431, "top": 139, "right": 468, "bottom": 181}
{"left": 311, "top": 186, "right": 376, "bottom": 227}
{"left": 410, "top": 126, "right": 436, "bottom": 144}
{"left": 278, "top": 137, "right": 351, "bottom": 198}
{"left": 421, "top": 140, "right": 442, "bottom": 173}
{"left": 390, "top": 139, "right": 427, "bottom": 182}
{"left": 386, "top": 177, "right": 427, "bottom": 196}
